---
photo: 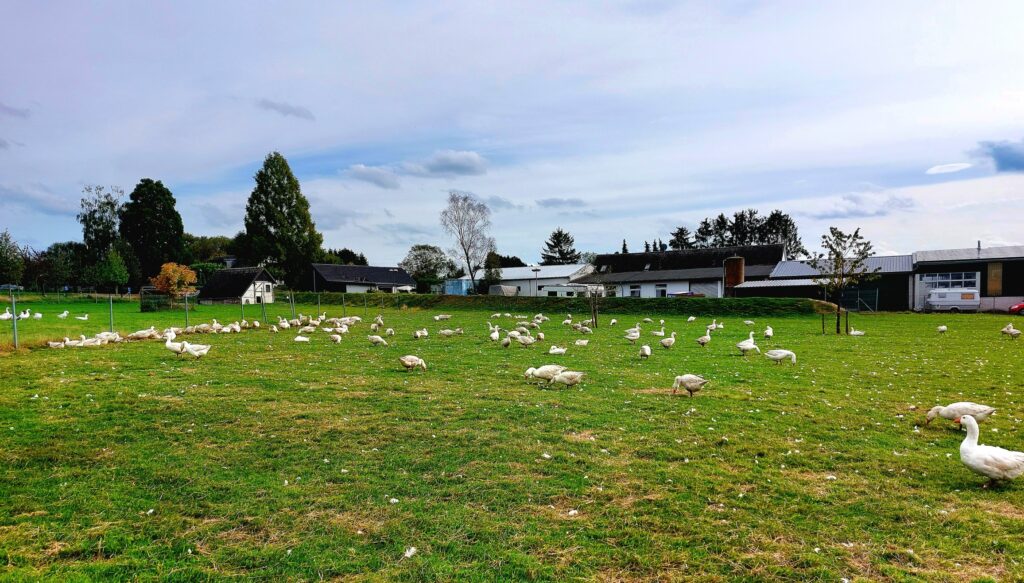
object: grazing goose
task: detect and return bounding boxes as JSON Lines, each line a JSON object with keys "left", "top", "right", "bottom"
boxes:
{"left": 957, "top": 414, "right": 1024, "bottom": 487}
{"left": 330, "top": 334, "right": 342, "bottom": 343}
{"left": 849, "top": 327, "right": 865, "bottom": 336}
{"left": 501, "top": 337, "right": 512, "bottom": 348}
{"left": 32, "top": 312, "right": 42, "bottom": 320}
{"left": 764, "top": 325, "right": 773, "bottom": 339}
{"left": 182, "top": 341, "right": 211, "bottom": 358}
{"left": 413, "top": 328, "right": 429, "bottom": 339}
{"left": 299, "top": 325, "right": 316, "bottom": 334}
{"left": 75, "top": 314, "right": 89, "bottom": 321}
{"left": 686, "top": 316, "right": 696, "bottom": 322}
{"left": 643, "top": 318, "right": 653, "bottom": 323}
{"left": 368, "top": 335, "right": 388, "bottom": 346}
{"left": 1002, "top": 323, "right": 1021, "bottom": 339}
{"left": 736, "top": 332, "right": 760, "bottom": 356}
{"left": 926, "top": 402, "right": 996, "bottom": 426}
{"left": 525, "top": 364, "right": 567, "bottom": 382}
{"left": 696, "top": 333, "right": 711, "bottom": 347}
{"left": 639, "top": 345, "right": 651, "bottom": 360}
{"left": 651, "top": 327, "right": 665, "bottom": 337}
{"left": 438, "top": 328, "right": 464, "bottom": 337}
{"left": 574, "top": 339, "right": 589, "bottom": 346}
{"left": 624, "top": 330, "right": 641, "bottom": 344}
{"left": 164, "top": 331, "right": 185, "bottom": 356}
{"left": 399, "top": 355, "right": 427, "bottom": 372}
{"left": 252, "top": 320, "right": 261, "bottom": 328}
{"left": 660, "top": 332, "right": 677, "bottom": 349}
{"left": 672, "top": 374, "right": 708, "bottom": 397}
{"left": 743, "top": 320, "right": 755, "bottom": 326}
{"left": 764, "top": 349, "right": 796, "bottom": 364}
{"left": 609, "top": 319, "right": 618, "bottom": 326}
{"left": 549, "top": 370, "right": 585, "bottom": 387}
{"left": 548, "top": 345, "right": 567, "bottom": 355}
{"left": 294, "top": 335, "right": 311, "bottom": 342}
{"left": 937, "top": 325, "right": 948, "bottom": 334}
{"left": 270, "top": 325, "right": 279, "bottom": 333}
{"left": 489, "top": 328, "right": 500, "bottom": 342}
{"left": 517, "top": 335, "right": 537, "bottom": 347}
{"left": 433, "top": 314, "right": 452, "bottom": 321}
{"left": 706, "top": 320, "right": 717, "bottom": 333}
{"left": 47, "top": 340, "right": 65, "bottom": 348}
{"left": 18, "top": 309, "right": 30, "bottom": 319}
{"left": 385, "top": 328, "right": 395, "bottom": 336}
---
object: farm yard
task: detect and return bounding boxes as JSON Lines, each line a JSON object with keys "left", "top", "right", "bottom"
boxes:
{"left": 1, "top": 299, "right": 1023, "bottom": 581}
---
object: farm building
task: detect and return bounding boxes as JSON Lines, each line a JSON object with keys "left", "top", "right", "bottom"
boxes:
{"left": 306, "top": 264, "right": 416, "bottom": 293}
{"left": 578, "top": 245, "right": 784, "bottom": 298}
{"left": 447, "top": 264, "right": 594, "bottom": 296}
{"left": 911, "top": 244, "right": 1024, "bottom": 311}
{"left": 197, "top": 267, "right": 276, "bottom": 304}
{"left": 734, "top": 255, "right": 914, "bottom": 311}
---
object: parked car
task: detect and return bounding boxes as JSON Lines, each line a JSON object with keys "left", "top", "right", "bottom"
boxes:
{"left": 923, "top": 288, "right": 980, "bottom": 313}
{"left": 1009, "top": 301, "right": 1024, "bottom": 315}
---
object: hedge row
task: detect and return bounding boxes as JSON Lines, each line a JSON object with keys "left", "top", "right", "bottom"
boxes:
{"left": 285, "top": 292, "right": 822, "bottom": 317}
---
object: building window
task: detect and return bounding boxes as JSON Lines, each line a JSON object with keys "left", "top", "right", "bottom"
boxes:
{"left": 566, "top": 291, "right": 575, "bottom": 297}
{"left": 264, "top": 283, "right": 272, "bottom": 292}
{"left": 548, "top": 291, "right": 557, "bottom": 297}
{"left": 655, "top": 284, "right": 667, "bottom": 298}
{"left": 599, "top": 265, "right": 608, "bottom": 273}
{"left": 629, "top": 285, "right": 641, "bottom": 297}
{"left": 919, "top": 272, "right": 978, "bottom": 289}
{"left": 643, "top": 263, "right": 651, "bottom": 271}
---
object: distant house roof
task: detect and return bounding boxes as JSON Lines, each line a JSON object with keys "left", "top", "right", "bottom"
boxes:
{"left": 312, "top": 264, "right": 415, "bottom": 287}
{"left": 734, "top": 278, "right": 819, "bottom": 289}
{"left": 913, "top": 245, "right": 1024, "bottom": 264}
{"left": 458, "top": 264, "right": 592, "bottom": 281}
{"left": 577, "top": 264, "right": 775, "bottom": 284}
{"left": 592, "top": 244, "right": 785, "bottom": 274}
{"left": 770, "top": 255, "right": 913, "bottom": 278}
{"left": 198, "top": 267, "right": 276, "bottom": 299}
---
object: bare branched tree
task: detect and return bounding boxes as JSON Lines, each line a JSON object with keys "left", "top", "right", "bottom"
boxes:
{"left": 440, "top": 191, "right": 494, "bottom": 293}
{"left": 809, "top": 227, "right": 880, "bottom": 334}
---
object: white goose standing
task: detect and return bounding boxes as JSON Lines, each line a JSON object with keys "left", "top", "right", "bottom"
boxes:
{"left": 736, "top": 331, "right": 760, "bottom": 356}
{"left": 957, "top": 414, "right": 1024, "bottom": 487}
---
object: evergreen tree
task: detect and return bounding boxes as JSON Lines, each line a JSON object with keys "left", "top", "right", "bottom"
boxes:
{"left": 694, "top": 219, "right": 714, "bottom": 248}
{"left": 759, "top": 210, "right": 807, "bottom": 259}
{"left": 77, "top": 185, "right": 124, "bottom": 262}
{"left": 322, "top": 248, "right": 368, "bottom": 265}
{"left": 540, "top": 228, "right": 582, "bottom": 265}
{"left": 710, "top": 214, "right": 732, "bottom": 247}
{"left": 491, "top": 252, "right": 526, "bottom": 268}
{"left": 242, "top": 152, "right": 324, "bottom": 288}
{"left": 621, "top": 239, "right": 629, "bottom": 253}
{"left": 42, "top": 242, "right": 86, "bottom": 289}
{"left": 477, "top": 246, "right": 502, "bottom": 294}
{"left": 119, "top": 178, "right": 185, "bottom": 280}
{"left": 668, "top": 226, "right": 694, "bottom": 250}
{"left": 643, "top": 241, "right": 651, "bottom": 253}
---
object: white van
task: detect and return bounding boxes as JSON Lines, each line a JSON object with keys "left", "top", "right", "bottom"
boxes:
{"left": 924, "top": 288, "right": 981, "bottom": 313}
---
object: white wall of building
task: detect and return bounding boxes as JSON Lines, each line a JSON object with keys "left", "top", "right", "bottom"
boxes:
{"left": 504, "top": 277, "right": 572, "bottom": 296}
{"left": 241, "top": 281, "right": 275, "bottom": 304}
{"left": 617, "top": 281, "right": 691, "bottom": 298}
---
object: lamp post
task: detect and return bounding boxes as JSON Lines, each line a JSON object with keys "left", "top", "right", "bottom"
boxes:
{"left": 531, "top": 267, "right": 540, "bottom": 297}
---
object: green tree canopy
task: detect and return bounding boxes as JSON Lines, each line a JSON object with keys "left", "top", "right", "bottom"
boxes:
{"left": 183, "top": 234, "right": 233, "bottom": 264}
{"left": 321, "top": 247, "right": 368, "bottom": 265}
{"left": 120, "top": 178, "right": 185, "bottom": 279}
{"left": 0, "top": 230, "right": 25, "bottom": 285}
{"left": 540, "top": 228, "right": 582, "bottom": 265}
{"left": 77, "top": 185, "right": 124, "bottom": 262}
{"left": 810, "top": 227, "right": 880, "bottom": 334}
{"left": 242, "top": 152, "right": 324, "bottom": 288}
{"left": 399, "top": 244, "right": 454, "bottom": 293}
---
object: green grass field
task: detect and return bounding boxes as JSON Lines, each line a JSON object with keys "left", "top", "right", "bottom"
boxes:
{"left": 1, "top": 299, "right": 1023, "bottom": 581}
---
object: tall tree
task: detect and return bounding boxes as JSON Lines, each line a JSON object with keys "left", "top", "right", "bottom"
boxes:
{"left": 710, "top": 214, "right": 732, "bottom": 247}
{"left": 242, "top": 152, "right": 324, "bottom": 288}
{"left": 759, "top": 210, "right": 807, "bottom": 259}
{"left": 810, "top": 227, "right": 880, "bottom": 334}
{"left": 120, "top": 178, "right": 185, "bottom": 279}
{"left": 87, "top": 249, "right": 129, "bottom": 293}
{"left": 77, "top": 185, "right": 124, "bottom": 261}
{"left": 439, "top": 190, "right": 494, "bottom": 293}
{"left": 182, "top": 234, "right": 233, "bottom": 264}
{"left": 643, "top": 241, "right": 651, "bottom": 252}
{"left": 540, "top": 228, "right": 582, "bottom": 265}
{"left": 321, "top": 248, "right": 368, "bottom": 265}
{"left": 477, "top": 245, "right": 502, "bottom": 294}
{"left": 400, "top": 244, "right": 453, "bottom": 293}
{"left": 490, "top": 252, "right": 526, "bottom": 268}
{"left": 668, "top": 226, "right": 694, "bottom": 250}
{"left": 0, "top": 230, "right": 25, "bottom": 285}
{"left": 621, "top": 240, "right": 629, "bottom": 253}
{"left": 728, "top": 209, "right": 761, "bottom": 246}
{"left": 150, "top": 263, "right": 197, "bottom": 298}
{"left": 693, "top": 219, "right": 714, "bottom": 248}
{"left": 42, "top": 242, "right": 86, "bottom": 289}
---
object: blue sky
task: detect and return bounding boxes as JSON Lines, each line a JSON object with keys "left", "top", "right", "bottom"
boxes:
{"left": 3, "top": 1, "right": 1024, "bottom": 264}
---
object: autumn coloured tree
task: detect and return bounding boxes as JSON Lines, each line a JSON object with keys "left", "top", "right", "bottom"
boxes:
{"left": 150, "top": 262, "right": 198, "bottom": 298}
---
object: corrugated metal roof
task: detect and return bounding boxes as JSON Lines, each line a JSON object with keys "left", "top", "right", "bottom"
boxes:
{"left": 770, "top": 255, "right": 912, "bottom": 278}
{"left": 458, "top": 264, "right": 592, "bottom": 281}
{"left": 734, "top": 278, "right": 818, "bottom": 289}
{"left": 312, "top": 264, "right": 415, "bottom": 286}
{"left": 576, "top": 264, "right": 774, "bottom": 284}
{"left": 913, "top": 245, "right": 1024, "bottom": 263}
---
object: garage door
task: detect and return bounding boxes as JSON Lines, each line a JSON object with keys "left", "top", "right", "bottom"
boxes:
{"left": 691, "top": 281, "right": 720, "bottom": 298}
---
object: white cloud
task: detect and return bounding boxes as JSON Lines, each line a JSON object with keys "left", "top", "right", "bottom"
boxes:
{"left": 347, "top": 164, "right": 400, "bottom": 189}
{"left": 925, "top": 163, "right": 972, "bottom": 175}
{"left": 402, "top": 150, "right": 488, "bottom": 177}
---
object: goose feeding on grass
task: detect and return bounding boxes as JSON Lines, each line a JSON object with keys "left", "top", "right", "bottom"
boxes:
{"left": 696, "top": 333, "right": 711, "bottom": 348}
{"left": 182, "top": 341, "right": 211, "bottom": 358}
{"left": 517, "top": 335, "right": 537, "bottom": 347}
{"left": 574, "top": 339, "right": 589, "bottom": 346}
{"left": 330, "top": 334, "right": 342, "bottom": 343}
{"left": 639, "top": 345, "right": 652, "bottom": 360}
{"left": 47, "top": 340, "right": 65, "bottom": 348}
{"left": 659, "top": 332, "right": 677, "bottom": 349}
{"left": 489, "top": 329, "right": 500, "bottom": 342}
{"left": 549, "top": 370, "right": 585, "bottom": 387}
{"left": 270, "top": 325, "right": 278, "bottom": 333}
{"left": 849, "top": 327, "right": 866, "bottom": 336}
{"left": 743, "top": 320, "right": 755, "bottom": 326}
{"left": 549, "top": 345, "right": 567, "bottom": 355}
{"left": 764, "top": 325, "right": 773, "bottom": 339}
{"left": 687, "top": 316, "right": 696, "bottom": 322}
{"left": 413, "top": 329, "right": 428, "bottom": 339}
{"left": 624, "top": 330, "right": 641, "bottom": 344}
{"left": 294, "top": 335, "right": 310, "bottom": 342}
{"left": 672, "top": 374, "right": 708, "bottom": 397}
{"left": 609, "top": 319, "right": 617, "bottom": 326}
{"left": 937, "top": 325, "right": 948, "bottom": 334}
{"left": 926, "top": 402, "right": 996, "bottom": 426}
{"left": 764, "top": 349, "right": 796, "bottom": 364}
{"left": 368, "top": 335, "right": 388, "bottom": 346}
{"left": 399, "top": 355, "right": 427, "bottom": 372}
{"left": 501, "top": 337, "right": 512, "bottom": 348}
{"left": 32, "top": 312, "right": 42, "bottom": 320}
{"left": 524, "top": 365, "right": 566, "bottom": 382}
{"left": 736, "top": 332, "right": 760, "bottom": 356}
{"left": 956, "top": 414, "right": 1024, "bottom": 487}
{"left": 643, "top": 318, "right": 653, "bottom": 323}
{"left": 75, "top": 314, "right": 89, "bottom": 321}
{"left": 385, "top": 328, "right": 395, "bottom": 336}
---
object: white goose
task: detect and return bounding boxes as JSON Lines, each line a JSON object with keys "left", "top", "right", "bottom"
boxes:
{"left": 764, "top": 349, "right": 796, "bottom": 364}
{"left": 368, "top": 335, "right": 388, "bottom": 346}
{"left": 47, "top": 340, "right": 65, "bottom": 348}
{"left": 57, "top": 310, "right": 69, "bottom": 319}
{"left": 686, "top": 316, "right": 696, "bottom": 322}
{"left": 651, "top": 327, "right": 665, "bottom": 337}
{"left": 706, "top": 320, "right": 717, "bottom": 333}
{"left": 763, "top": 325, "right": 773, "bottom": 340}
{"left": 609, "top": 319, "right": 618, "bottom": 326}
{"left": 639, "top": 345, "right": 652, "bottom": 359}
{"left": 548, "top": 345, "right": 567, "bottom": 355}
{"left": 624, "top": 330, "right": 641, "bottom": 344}
{"left": 164, "top": 331, "right": 185, "bottom": 356}
{"left": 736, "top": 331, "right": 760, "bottom": 356}
{"left": 696, "top": 333, "right": 711, "bottom": 347}
{"left": 660, "top": 332, "right": 677, "bottom": 349}
{"left": 672, "top": 374, "right": 709, "bottom": 397}
{"left": 0, "top": 307, "right": 11, "bottom": 320}
{"left": 743, "top": 320, "right": 755, "bottom": 326}
{"left": 925, "top": 402, "right": 996, "bottom": 426}
{"left": 957, "top": 414, "right": 1024, "bottom": 487}
{"left": 524, "top": 364, "right": 567, "bottom": 382}
{"left": 574, "top": 339, "right": 589, "bottom": 346}
{"left": 294, "top": 335, "right": 311, "bottom": 342}
{"left": 182, "top": 340, "right": 211, "bottom": 358}
{"left": 399, "top": 355, "right": 427, "bottom": 372}
{"left": 549, "top": 370, "right": 585, "bottom": 387}
{"left": 75, "top": 314, "right": 89, "bottom": 321}
{"left": 849, "top": 327, "right": 865, "bottom": 336}
{"left": 32, "top": 312, "right": 42, "bottom": 320}
{"left": 330, "top": 334, "right": 342, "bottom": 343}
{"left": 937, "top": 325, "right": 948, "bottom": 334}
{"left": 18, "top": 309, "right": 31, "bottom": 319}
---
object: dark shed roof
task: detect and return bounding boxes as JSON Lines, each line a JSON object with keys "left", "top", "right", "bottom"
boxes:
{"left": 577, "top": 264, "right": 775, "bottom": 284}
{"left": 592, "top": 244, "right": 785, "bottom": 274}
{"left": 198, "top": 267, "right": 276, "bottom": 299}
{"left": 312, "top": 264, "right": 415, "bottom": 287}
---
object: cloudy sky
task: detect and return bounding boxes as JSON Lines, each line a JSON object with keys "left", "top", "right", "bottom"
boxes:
{"left": 3, "top": 1, "right": 1024, "bottom": 264}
